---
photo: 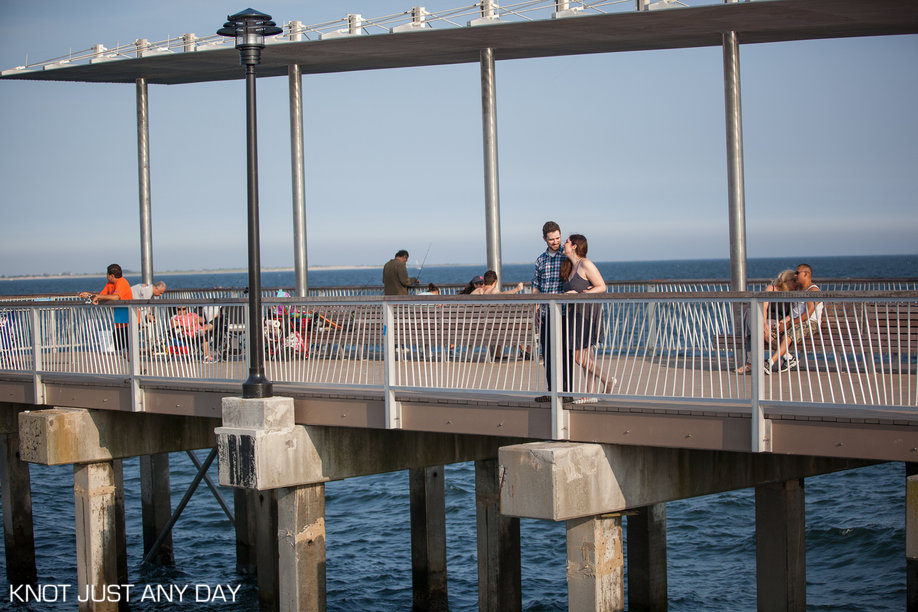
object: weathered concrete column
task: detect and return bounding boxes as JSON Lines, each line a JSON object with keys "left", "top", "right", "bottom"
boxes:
{"left": 277, "top": 483, "right": 326, "bottom": 612}
{"left": 566, "top": 513, "right": 624, "bottom": 611}
{"left": 755, "top": 479, "right": 805, "bottom": 611}
{"left": 235, "top": 488, "right": 259, "bottom": 575}
{"left": 410, "top": 465, "right": 448, "bottom": 612}
{"left": 905, "top": 465, "right": 918, "bottom": 611}
{"left": 475, "top": 458, "right": 521, "bottom": 612}
{"left": 73, "top": 460, "right": 129, "bottom": 612}
{"left": 139, "top": 453, "right": 173, "bottom": 565}
{"left": 255, "top": 488, "right": 280, "bottom": 612}
{"left": 627, "top": 503, "right": 667, "bottom": 611}
{"left": 0, "top": 426, "right": 37, "bottom": 586}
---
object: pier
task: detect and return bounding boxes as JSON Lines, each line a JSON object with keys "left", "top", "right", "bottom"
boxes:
{"left": 2, "top": 283, "right": 917, "bottom": 609}
{"left": 2, "top": 0, "right": 917, "bottom": 609}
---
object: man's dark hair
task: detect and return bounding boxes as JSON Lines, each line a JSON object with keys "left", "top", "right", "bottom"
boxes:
{"left": 106, "top": 264, "right": 123, "bottom": 278}
{"left": 395, "top": 250, "right": 409, "bottom": 259}
{"left": 797, "top": 263, "right": 813, "bottom": 276}
{"left": 542, "top": 221, "right": 560, "bottom": 237}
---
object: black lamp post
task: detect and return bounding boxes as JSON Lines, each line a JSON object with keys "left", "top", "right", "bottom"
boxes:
{"left": 218, "top": 9, "right": 282, "bottom": 398}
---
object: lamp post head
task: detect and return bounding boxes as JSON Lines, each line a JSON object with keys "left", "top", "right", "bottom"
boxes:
{"left": 217, "top": 8, "right": 283, "bottom": 66}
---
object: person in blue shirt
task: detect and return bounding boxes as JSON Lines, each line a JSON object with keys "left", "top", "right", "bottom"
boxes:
{"left": 532, "top": 221, "right": 571, "bottom": 401}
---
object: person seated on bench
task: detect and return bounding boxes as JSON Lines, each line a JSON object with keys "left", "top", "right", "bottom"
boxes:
{"left": 171, "top": 305, "right": 216, "bottom": 363}
{"left": 459, "top": 275, "right": 484, "bottom": 294}
{"left": 765, "top": 263, "right": 822, "bottom": 374}
{"left": 471, "top": 270, "right": 524, "bottom": 295}
{"left": 735, "top": 269, "right": 796, "bottom": 373}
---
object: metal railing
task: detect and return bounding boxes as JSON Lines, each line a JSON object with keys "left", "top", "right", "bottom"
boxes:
{"left": 2, "top": 291, "right": 915, "bottom": 409}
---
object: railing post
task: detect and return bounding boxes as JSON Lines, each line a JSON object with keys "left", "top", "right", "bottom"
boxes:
{"left": 548, "top": 300, "right": 568, "bottom": 439}
{"left": 129, "top": 307, "right": 144, "bottom": 412}
{"left": 383, "top": 302, "right": 401, "bottom": 429}
{"left": 29, "top": 308, "right": 44, "bottom": 406}
{"left": 749, "top": 296, "right": 769, "bottom": 452}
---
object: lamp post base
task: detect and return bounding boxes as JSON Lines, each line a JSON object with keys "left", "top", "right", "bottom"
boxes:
{"left": 243, "top": 374, "right": 273, "bottom": 399}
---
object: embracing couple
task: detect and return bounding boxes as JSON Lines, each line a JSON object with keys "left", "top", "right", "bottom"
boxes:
{"left": 532, "top": 221, "right": 615, "bottom": 404}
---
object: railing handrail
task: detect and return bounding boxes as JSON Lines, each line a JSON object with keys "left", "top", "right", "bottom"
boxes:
{"left": 3, "top": 279, "right": 918, "bottom": 303}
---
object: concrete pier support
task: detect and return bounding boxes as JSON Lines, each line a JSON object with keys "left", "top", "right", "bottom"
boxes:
{"left": 627, "top": 503, "right": 667, "bottom": 611}
{"left": 139, "top": 453, "right": 173, "bottom": 565}
{"left": 475, "top": 458, "right": 521, "bottom": 612}
{"left": 566, "top": 513, "right": 624, "bottom": 611}
{"left": 235, "top": 488, "right": 259, "bottom": 575}
{"left": 906, "top": 465, "right": 917, "bottom": 611}
{"left": 755, "top": 480, "right": 805, "bottom": 611}
{"left": 410, "top": 465, "right": 448, "bottom": 611}
{"left": 254, "top": 489, "right": 280, "bottom": 612}
{"left": 0, "top": 426, "right": 37, "bottom": 586}
{"left": 277, "top": 483, "right": 326, "bottom": 612}
{"left": 73, "top": 460, "right": 128, "bottom": 612}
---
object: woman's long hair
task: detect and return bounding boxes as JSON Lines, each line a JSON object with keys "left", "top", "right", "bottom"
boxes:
{"left": 773, "top": 269, "right": 796, "bottom": 291}
{"left": 560, "top": 234, "right": 589, "bottom": 282}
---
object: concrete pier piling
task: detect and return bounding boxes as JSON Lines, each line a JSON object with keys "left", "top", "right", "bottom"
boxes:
{"left": 475, "top": 458, "right": 521, "bottom": 612}
{"left": 73, "top": 460, "right": 128, "bottom": 612}
{"left": 0, "top": 403, "right": 36, "bottom": 587}
{"left": 566, "top": 513, "right": 624, "bottom": 611}
{"left": 755, "top": 480, "right": 806, "bottom": 611}
{"left": 410, "top": 465, "right": 448, "bottom": 611}
{"left": 626, "top": 504, "right": 667, "bottom": 612}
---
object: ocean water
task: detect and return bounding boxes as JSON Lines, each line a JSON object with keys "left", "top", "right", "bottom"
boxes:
{"left": 0, "top": 255, "right": 914, "bottom": 610}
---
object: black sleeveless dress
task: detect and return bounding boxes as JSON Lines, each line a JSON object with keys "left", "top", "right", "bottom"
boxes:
{"left": 562, "top": 262, "right": 603, "bottom": 349}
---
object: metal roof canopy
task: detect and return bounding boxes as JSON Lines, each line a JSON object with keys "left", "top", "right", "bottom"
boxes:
{"left": 3, "top": 0, "right": 917, "bottom": 85}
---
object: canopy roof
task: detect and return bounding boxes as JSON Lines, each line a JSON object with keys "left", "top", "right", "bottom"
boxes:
{"left": 3, "top": 0, "right": 917, "bottom": 86}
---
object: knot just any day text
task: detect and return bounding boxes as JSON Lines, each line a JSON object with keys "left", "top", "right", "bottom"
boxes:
{"left": 10, "top": 583, "right": 242, "bottom": 604}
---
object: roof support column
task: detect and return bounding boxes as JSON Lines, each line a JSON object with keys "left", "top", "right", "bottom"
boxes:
{"left": 136, "top": 77, "right": 154, "bottom": 284}
{"left": 480, "top": 48, "right": 503, "bottom": 284}
{"left": 722, "top": 21, "right": 747, "bottom": 291}
{"left": 288, "top": 63, "right": 308, "bottom": 296}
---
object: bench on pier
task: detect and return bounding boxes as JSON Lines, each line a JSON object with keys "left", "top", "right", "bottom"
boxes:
{"left": 302, "top": 302, "right": 538, "bottom": 362}
{"left": 715, "top": 302, "right": 918, "bottom": 372}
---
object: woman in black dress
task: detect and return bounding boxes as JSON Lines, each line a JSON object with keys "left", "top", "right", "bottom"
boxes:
{"left": 561, "top": 234, "right": 614, "bottom": 402}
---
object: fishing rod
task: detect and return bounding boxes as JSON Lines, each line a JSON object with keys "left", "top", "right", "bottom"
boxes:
{"left": 415, "top": 243, "right": 432, "bottom": 283}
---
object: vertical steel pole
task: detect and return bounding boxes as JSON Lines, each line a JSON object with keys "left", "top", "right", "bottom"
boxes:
{"left": 243, "top": 62, "right": 271, "bottom": 398}
{"left": 723, "top": 18, "right": 747, "bottom": 292}
{"left": 136, "top": 77, "right": 154, "bottom": 285}
{"left": 289, "top": 64, "right": 308, "bottom": 297}
{"left": 480, "top": 48, "right": 503, "bottom": 284}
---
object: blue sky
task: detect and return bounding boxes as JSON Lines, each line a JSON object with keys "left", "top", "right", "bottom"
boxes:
{"left": 0, "top": 1, "right": 916, "bottom": 276}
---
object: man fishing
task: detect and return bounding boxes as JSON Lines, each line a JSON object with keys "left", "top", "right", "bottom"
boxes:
{"left": 382, "top": 249, "right": 418, "bottom": 296}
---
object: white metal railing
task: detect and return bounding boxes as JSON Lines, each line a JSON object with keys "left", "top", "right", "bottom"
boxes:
{"left": 1, "top": 293, "right": 916, "bottom": 438}
{"left": 4, "top": 0, "right": 726, "bottom": 75}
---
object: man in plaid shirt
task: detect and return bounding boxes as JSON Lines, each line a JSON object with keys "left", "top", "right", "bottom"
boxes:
{"left": 532, "top": 221, "right": 571, "bottom": 400}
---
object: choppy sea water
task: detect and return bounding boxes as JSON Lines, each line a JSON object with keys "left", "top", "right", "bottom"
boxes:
{"left": 1, "top": 255, "right": 915, "bottom": 610}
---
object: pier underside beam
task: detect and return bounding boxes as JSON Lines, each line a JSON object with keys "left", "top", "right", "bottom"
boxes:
{"left": 216, "top": 397, "right": 521, "bottom": 490}
{"left": 755, "top": 479, "right": 806, "bottom": 611}
{"left": 18, "top": 408, "right": 218, "bottom": 465}
{"left": 410, "top": 465, "right": 448, "bottom": 612}
{"left": 498, "top": 442, "right": 872, "bottom": 520}
{"left": 476, "top": 458, "right": 521, "bottom": 612}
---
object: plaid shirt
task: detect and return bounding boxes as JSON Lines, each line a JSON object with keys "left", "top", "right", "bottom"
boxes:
{"left": 532, "top": 248, "right": 564, "bottom": 294}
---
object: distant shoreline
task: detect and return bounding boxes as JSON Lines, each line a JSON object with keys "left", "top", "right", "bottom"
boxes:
{"left": 0, "top": 265, "right": 385, "bottom": 282}
{"left": 1, "top": 254, "right": 913, "bottom": 282}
